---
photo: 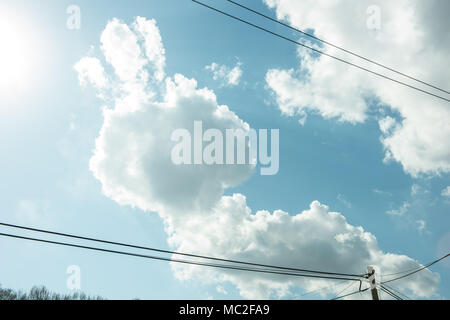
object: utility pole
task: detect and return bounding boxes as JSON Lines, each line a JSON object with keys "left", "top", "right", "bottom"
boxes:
{"left": 367, "top": 266, "right": 380, "bottom": 300}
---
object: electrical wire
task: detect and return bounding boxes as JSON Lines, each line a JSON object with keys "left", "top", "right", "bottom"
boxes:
{"left": 0, "top": 232, "right": 365, "bottom": 282}
{"left": 331, "top": 281, "right": 357, "bottom": 300}
{"left": 379, "top": 287, "right": 396, "bottom": 300}
{"left": 358, "top": 289, "right": 366, "bottom": 300}
{"left": 331, "top": 287, "right": 369, "bottom": 300}
{"left": 298, "top": 280, "right": 353, "bottom": 298}
{"left": 379, "top": 285, "right": 403, "bottom": 300}
{"left": 192, "top": 0, "right": 450, "bottom": 103}
{"left": 382, "top": 283, "right": 412, "bottom": 300}
{"left": 381, "top": 265, "right": 428, "bottom": 278}
{"left": 381, "top": 253, "right": 450, "bottom": 284}
{"left": 0, "top": 222, "right": 365, "bottom": 278}
{"left": 380, "top": 256, "right": 441, "bottom": 277}
{"left": 226, "top": 0, "right": 450, "bottom": 95}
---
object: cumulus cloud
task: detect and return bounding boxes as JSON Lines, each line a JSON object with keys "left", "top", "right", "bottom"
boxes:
{"left": 264, "top": 0, "right": 450, "bottom": 177}
{"left": 76, "top": 16, "right": 440, "bottom": 299}
{"left": 90, "top": 74, "right": 254, "bottom": 214}
{"left": 88, "top": 19, "right": 254, "bottom": 215}
{"left": 265, "top": 53, "right": 370, "bottom": 123}
{"left": 206, "top": 61, "right": 243, "bottom": 87}
{"left": 100, "top": 18, "right": 147, "bottom": 83}
{"left": 133, "top": 16, "right": 166, "bottom": 82}
{"left": 169, "top": 196, "right": 439, "bottom": 299}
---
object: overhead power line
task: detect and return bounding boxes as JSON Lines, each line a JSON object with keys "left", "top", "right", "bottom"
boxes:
{"left": 3, "top": 232, "right": 362, "bottom": 280}
{"left": 332, "top": 281, "right": 358, "bottom": 300}
{"left": 379, "top": 285, "right": 403, "bottom": 300}
{"left": 299, "top": 279, "right": 354, "bottom": 298}
{"left": 0, "top": 222, "right": 365, "bottom": 278}
{"left": 380, "top": 254, "right": 447, "bottom": 278}
{"left": 0, "top": 232, "right": 364, "bottom": 282}
{"left": 380, "top": 264, "right": 429, "bottom": 278}
{"left": 192, "top": 0, "right": 450, "bottom": 103}
{"left": 382, "top": 283, "right": 412, "bottom": 300}
{"left": 381, "top": 253, "right": 450, "bottom": 284}
{"left": 226, "top": 0, "right": 450, "bottom": 96}
{"left": 332, "top": 287, "right": 369, "bottom": 300}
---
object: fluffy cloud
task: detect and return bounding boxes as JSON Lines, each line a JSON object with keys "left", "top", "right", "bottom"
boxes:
{"left": 87, "top": 18, "right": 254, "bottom": 215}
{"left": 74, "top": 57, "right": 108, "bottom": 89}
{"left": 265, "top": 51, "right": 370, "bottom": 123}
{"left": 76, "top": 16, "right": 439, "bottom": 299}
{"left": 100, "top": 18, "right": 147, "bottom": 83}
{"left": 264, "top": 0, "right": 450, "bottom": 177}
{"left": 91, "top": 74, "right": 254, "bottom": 214}
{"left": 133, "top": 17, "right": 166, "bottom": 82}
{"left": 169, "top": 195, "right": 438, "bottom": 299}
{"left": 206, "top": 61, "right": 243, "bottom": 87}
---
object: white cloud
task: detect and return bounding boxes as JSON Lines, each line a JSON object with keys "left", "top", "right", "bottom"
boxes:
{"left": 264, "top": 0, "right": 450, "bottom": 177}
{"left": 76, "top": 16, "right": 440, "bottom": 300}
{"left": 90, "top": 73, "right": 254, "bottom": 215}
{"left": 265, "top": 59, "right": 369, "bottom": 123}
{"left": 169, "top": 196, "right": 438, "bottom": 299}
{"left": 133, "top": 17, "right": 166, "bottom": 82}
{"left": 78, "top": 18, "right": 254, "bottom": 216}
{"left": 206, "top": 61, "right": 243, "bottom": 87}
{"left": 441, "top": 186, "right": 450, "bottom": 198}
{"left": 416, "top": 220, "right": 426, "bottom": 234}
{"left": 386, "top": 202, "right": 410, "bottom": 216}
{"left": 379, "top": 116, "right": 398, "bottom": 135}
{"left": 74, "top": 57, "right": 108, "bottom": 89}
{"left": 100, "top": 19, "right": 147, "bottom": 83}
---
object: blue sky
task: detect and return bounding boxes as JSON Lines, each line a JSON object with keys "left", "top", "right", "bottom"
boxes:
{"left": 0, "top": 0, "right": 449, "bottom": 299}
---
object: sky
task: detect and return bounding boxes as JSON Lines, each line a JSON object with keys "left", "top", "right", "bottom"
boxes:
{"left": 0, "top": 0, "right": 449, "bottom": 300}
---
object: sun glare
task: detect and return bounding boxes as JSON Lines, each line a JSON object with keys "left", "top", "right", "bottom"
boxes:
{"left": 0, "top": 16, "right": 34, "bottom": 94}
